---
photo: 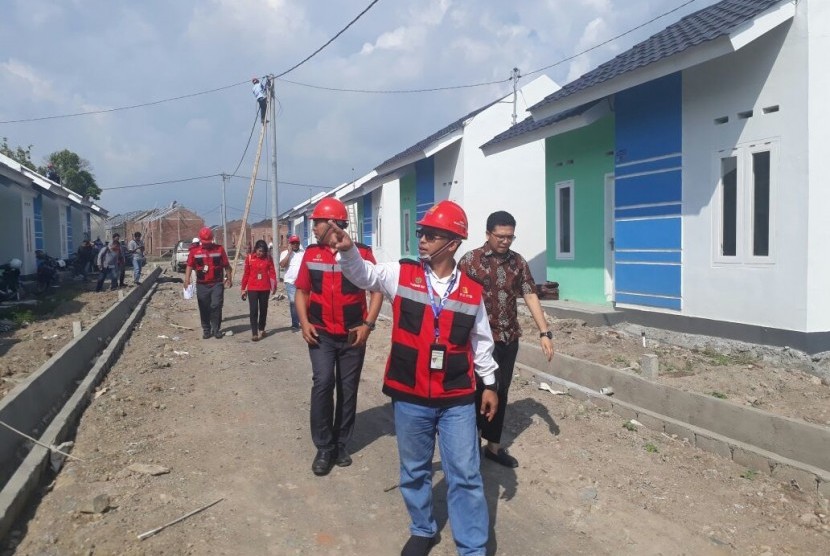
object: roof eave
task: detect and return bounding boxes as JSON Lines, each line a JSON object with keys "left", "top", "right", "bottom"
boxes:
{"left": 375, "top": 129, "right": 464, "bottom": 175}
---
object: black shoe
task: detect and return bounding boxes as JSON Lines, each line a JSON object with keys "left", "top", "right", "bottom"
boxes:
{"left": 214, "top": 330, "right": 224, "bottom": 339}
{"left": 401, "top": 535, "right": 435, "bottom": 556}
{"left": 312, "top": 449, "right": 334, "bottom": 476}
{"left": 484, "top": 447, "right": 518, "bottom": 468}
{"left": 335, "top": 445, "right": 352, "bottom": 467}
{"left": 202, "top": 331, "right": 211, "bottom": 339}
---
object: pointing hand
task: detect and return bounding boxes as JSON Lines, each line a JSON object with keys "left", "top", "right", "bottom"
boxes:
{"left": 328, "top": 220, "right": 354, "bottom": 252}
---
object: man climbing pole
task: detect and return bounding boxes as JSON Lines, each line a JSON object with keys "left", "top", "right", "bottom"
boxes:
{"left": 252, "top": 76, "right": 270, "bottom": 125}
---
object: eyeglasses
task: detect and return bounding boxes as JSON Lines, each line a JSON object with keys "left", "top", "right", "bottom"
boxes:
{"left": 415, "top": 229, "right": 450, "bottom": 242}
{"left": 488, "top": 232, "right": 517, "bottom": 242}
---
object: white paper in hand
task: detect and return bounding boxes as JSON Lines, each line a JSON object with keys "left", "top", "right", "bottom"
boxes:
{"left": 183, "top": 284, "right": 195, "bottom": 300}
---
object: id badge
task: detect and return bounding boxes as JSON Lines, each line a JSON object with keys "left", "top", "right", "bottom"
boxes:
{"left": 429, "top": 344, "right": 447, "bottom": 371}
{"left": 257, "top": 273, "right": 263, "bottom": 280}
{"left": 203, "top": 265, "right": 209, "bottom": 273}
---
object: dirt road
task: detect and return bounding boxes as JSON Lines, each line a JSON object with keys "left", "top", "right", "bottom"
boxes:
{"left": 4, "top": 280, "right": 829, "bottom": 555}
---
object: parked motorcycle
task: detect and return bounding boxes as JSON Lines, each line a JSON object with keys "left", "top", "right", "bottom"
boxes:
{"left": 35, "top": 250, "right": 64, "bottom": 294}
{"left": 0, "top": 258, "right": 23, "bottom": 302}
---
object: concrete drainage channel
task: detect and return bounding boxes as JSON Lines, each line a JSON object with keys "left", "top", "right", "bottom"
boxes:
{"left": 517, "top": 343, "right": 830, "bottom": 499}
{"left": 0, "top": 266, "right": 163, "bottom": 540}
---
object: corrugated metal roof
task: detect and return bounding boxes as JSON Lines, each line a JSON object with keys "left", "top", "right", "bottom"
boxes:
{"left": 531, "top": 0, "right": 785, "bottom": 111}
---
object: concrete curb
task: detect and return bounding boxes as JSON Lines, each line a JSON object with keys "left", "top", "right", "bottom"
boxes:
{"left": 0, "top": 268, "right": 161, "bottom": 540}
{"left": 515, "top": 343, "right": 830, "bottom": 499}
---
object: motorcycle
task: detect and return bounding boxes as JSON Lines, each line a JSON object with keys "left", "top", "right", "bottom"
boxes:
{"left": 0, "top": 258, "right": 23, "bottom": 302}
{"left": 35, "top": 250, "right": 64, "bottom": 294}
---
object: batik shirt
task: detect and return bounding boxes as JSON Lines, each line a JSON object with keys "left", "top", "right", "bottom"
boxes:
{"left": 458, "top": 245, "right": 537, "bottom": 344}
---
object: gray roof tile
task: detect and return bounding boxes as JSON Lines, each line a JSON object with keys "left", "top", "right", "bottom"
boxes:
{"left": 481, "top": 100, "right": 602, "bottom": 150}
{"left": 532, "top": 0, "right": 784, "bottom": 111}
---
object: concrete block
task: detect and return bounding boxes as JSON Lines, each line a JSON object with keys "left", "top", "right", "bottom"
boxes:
{"left": 732, "top": 447, "right": 772, "bottom": 474}
{"left": 611, "top": 403, "right": 638, "bottom": 422}
{"left": 695, "top": 434, "right": 733, "bottom": 459}
{"left": 771, "top": 463, "right": 820, "bottom": 493}
{"left": 640, "top": 354, "right": 659, "bottom": 380}
{"left": 634, "top": 412, "right": 666, "bottom": 433}
{"left": 588, "top": 396, "right": 612, "bottom": 411}
{"left": 664, "top": 421, "right": 696, "bottom": 444}
{"left": 72, "top": 321, "right": 82, "bottom": 338}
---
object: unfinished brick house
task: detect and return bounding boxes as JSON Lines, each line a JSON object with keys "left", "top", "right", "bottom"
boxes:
{"left": 215, "top": 218, "right": 288, "bottom": 254}
{"left": 105, "top": 202, "right": 204, "bottom": 258}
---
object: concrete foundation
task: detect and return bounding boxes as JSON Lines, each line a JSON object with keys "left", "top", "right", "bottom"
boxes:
{"left": 0, "top": 268, "right": 161, "bottom": 539}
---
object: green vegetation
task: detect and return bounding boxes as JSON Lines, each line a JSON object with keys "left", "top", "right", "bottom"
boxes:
{"left": 701, "top": 348, "right": 756, "bottom": 367}
{"left": 740, "top": 469, "right": 758, "bottom": 480}
{"left": 623, "top": 421, "right": 637, "bottom": 431}
{"left": 709, "top": 391, "right": 728, "bottom": 399}
{"left": 644, "top": 443, "right": 659, "bottom": 453}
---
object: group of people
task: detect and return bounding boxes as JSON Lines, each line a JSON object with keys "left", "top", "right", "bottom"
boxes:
{"left": 92, "top": 231, "right": 146, "bottom": 292}
{"left": 180, "top": 195, "right": 555, "bottom": 556}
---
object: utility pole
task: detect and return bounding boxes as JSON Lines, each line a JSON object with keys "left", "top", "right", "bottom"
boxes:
{"left": 511, "top": 67, "right": 521, "bottom": 126}
{"left": 269, "top": 74, "right": 279, "bottom": 271}
{"left": 220, "top": 173, "right": 229, "bottom": 246}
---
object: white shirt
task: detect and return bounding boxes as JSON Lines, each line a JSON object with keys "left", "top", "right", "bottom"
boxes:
{"left": 279, "top": 248, "right": 304, "bottom": 284}
{"left": 338, "top": 246, "right": 497, "bottom": 386}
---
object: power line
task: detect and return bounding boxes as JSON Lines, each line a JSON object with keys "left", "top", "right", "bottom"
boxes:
{"left": 274, "top": 0, "right": 382, "bottom": 78}
{"left": 99, "top": 172, "right": 332, "bottom": 191}
{"left": 0, "top": 0, "right": 699, "bottom": 124}
{"left": 0, "top": 81, "right": 247, "bottom": 124}
{"left": 524, "top": 0, "right": 699, "bottom": 77}
{"left": 230, "top": 107, "right": 261, "bottom": 177}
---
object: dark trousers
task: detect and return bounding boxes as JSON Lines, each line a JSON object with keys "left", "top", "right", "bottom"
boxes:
{"left": 258, "top": 97, "right": 267, "bottom": 123}
{"left": 247, "top": 290, "right": 269, "bottom": 333}
{"left": 95, "top": 267, "right": 118, "bottom": 292}
{"left": 308, "top": 333, "right": 366, "bottom": 451}
{"left": 196, "top": 282, "right": 225, "bottom": 334}
{"left": 476, "top": 340, "right": 519, "bottom": 444}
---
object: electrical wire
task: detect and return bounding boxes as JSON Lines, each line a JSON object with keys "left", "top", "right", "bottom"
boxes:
{"left": 100, "top": 174, "right": 220, "bottom": 190}
{"left": 230, "top": 107, "right": 262, "bottom": 177}
{"left": 274, "top": 0, "right": 382, "bottom": 79}
{"left": 524, "top": 0, "right": 699, "bottom": 77}
{"left": 275, "top": 76, "right": 512, "bottom": 94}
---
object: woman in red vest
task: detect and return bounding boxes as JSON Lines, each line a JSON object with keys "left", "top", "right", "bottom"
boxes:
{"left": 241, "top": 239, "right": 277, "bottom": 341}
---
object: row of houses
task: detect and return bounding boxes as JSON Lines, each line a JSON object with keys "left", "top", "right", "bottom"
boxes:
{"left": 104, "top": 203, "right": 204, "bottom": 258}
{"left": 280, "top": 0, "right": 830, "bottom": 353}
{"left": 0, "top": 153, "right": 108, "bottom": 275}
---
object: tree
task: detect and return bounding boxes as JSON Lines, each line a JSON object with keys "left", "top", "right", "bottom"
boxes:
{"left": 0, "top": 137, "right": 37, "bottom": 171}
{"left": 43, "top": 149, "right": 102, "bottom": 200}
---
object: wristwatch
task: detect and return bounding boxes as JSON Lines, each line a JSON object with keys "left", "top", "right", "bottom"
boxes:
{"left": 363, "top": 320, "right": 376, "bottom": 331}
{"left": 539, "top": 330, "right": 553, "bottom": 339}
{"left": 483, "top": 381, "right": 499, "bottom": 392}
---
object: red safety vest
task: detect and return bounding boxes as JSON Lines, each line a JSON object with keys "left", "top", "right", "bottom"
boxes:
{"left": 188, "top": 244, "right": 228, "bottom": 284}
{"left": 384, "top": 260, "right": 483, "bottom": 407}
{"left": 241, "top": 254, "right": 276, "bottom": 291}
{"left": 298, "top": 244, "right": 374, "bottom": 336}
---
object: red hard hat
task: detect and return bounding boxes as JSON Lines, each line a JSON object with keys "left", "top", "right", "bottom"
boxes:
{"left": 310, "top": 197, "right": 348, "bottom": 221}
{"left": 288, "top": 235, "right": 300, "bottom": 243}
{"left": 198, "top": 227, "right": 214, "bottom": 242}
{"left": 417, "top": 200, "right": 468, "bottom": 239}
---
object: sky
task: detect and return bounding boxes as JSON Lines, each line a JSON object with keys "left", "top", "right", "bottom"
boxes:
{"left": 0, "top": 0, "right": 719, "bottom": 226}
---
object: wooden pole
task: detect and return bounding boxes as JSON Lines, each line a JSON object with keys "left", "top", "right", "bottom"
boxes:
{"left": 231, "top": 97, "right": 270, "bottom": 274}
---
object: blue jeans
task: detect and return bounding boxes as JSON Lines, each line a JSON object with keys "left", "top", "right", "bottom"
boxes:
{"left": 285, "top": 282, "right": 299, "bottom": 328}
{"left": 132, "top": 257, "right": 145, "bottom": 283}
{"left": 393, "top": 400, "right": 488, "bottom": 556}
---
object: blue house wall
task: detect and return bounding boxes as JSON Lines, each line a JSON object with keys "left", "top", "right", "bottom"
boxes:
{"left": 415, "top": 158, "right": 435, "bottom": 222}
{"left": 614, "top": 73, "right": 683, "bottom": 311}
{"left": 33, "top": 194, "right": 44, "bottom": 251}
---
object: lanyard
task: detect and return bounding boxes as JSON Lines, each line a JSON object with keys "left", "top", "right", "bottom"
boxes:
{"left": 424, "top": 264, "right": 457, "bottom": 340}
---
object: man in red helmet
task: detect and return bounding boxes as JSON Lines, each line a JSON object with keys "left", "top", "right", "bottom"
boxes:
{"left": 294, "top": 197, "right": 384, "bottom": 477}
{"left": 279, "top": 234, "right": 304, "bottom": 330}
{"left": 329, "top": 200, "right": 498, "bottom": 556}
{"left": 184, "top": 227, "right": 232, "bottom": 339}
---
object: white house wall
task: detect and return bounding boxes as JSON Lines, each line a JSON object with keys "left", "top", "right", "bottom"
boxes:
{"left": 41, "top": 196, "right": 64, "bottom": 259}
{"left": 682, "top": 17, "right": 810, "bottom": 331}
{"left": 460, "top": 76, "right": 556, "bottom": 282}
{"left": 804, "top": 0, "right": 830, "bottom": 331}
{"left": 0, "top": 185, "right": 24, "bottom": 269}
{"left": 372, "top": 177, "right": 401, "bottom": 264}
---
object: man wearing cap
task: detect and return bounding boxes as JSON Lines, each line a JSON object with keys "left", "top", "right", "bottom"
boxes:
{"left": 294, "top": 197, "right": 384, "bottom": 478}
{"left": 459, "top": 210, "right": 555, "bottom": 469}
{"left": 329, "top": 200, "right": 498, "bottom": 556}
{"left": 279, "top": 234, "right": 304, "bottom": 330}
{"left": 184, "top": 227, "right": 232, "bottom": 339}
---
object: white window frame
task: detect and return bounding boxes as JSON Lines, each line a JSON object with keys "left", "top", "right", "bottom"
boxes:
{"left": 712, "top": 139, "right": 777, "bottom": 265}
{"left": 555, "top": 180, "right": 575, "bottom": 260}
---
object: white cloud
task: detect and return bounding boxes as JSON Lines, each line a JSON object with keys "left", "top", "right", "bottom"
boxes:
{"left": 566, "top": 16, "right": 609, "bottom": 82}
{"left": 1, "top": 59, "right": 61, "bottom": 103}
